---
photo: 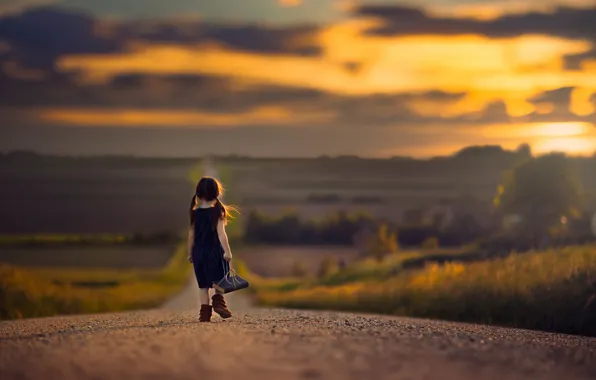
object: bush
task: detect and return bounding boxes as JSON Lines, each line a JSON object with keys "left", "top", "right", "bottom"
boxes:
{"left": 421, "top": 236, "right": 439, "bottom": 249}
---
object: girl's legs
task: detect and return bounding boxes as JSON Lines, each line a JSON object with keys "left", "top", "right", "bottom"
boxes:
{"left": 199, "top": 288, "right": 210, "bottom": 305}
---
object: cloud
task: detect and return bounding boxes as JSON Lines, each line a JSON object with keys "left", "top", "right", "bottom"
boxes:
{"left": 564, "top": 47, "right": 596, "bottom": 70}
{"left": 0, "top": 0, "right": 59, "bottom": 16}
{"left": 0, "top": 7, "right": 123, "bottom": 70}
{"left": 125, "top": 21, "right": 321, "bottom": 56}
{"left": 1, "top": 5, "right": 596, "bottom": 157}
{"left": 355, "top": 4, "right": 596, "bottom": 71}
{"left": 522, "top": 87, "right": 596, "bottom": 122}
{"left": 0, "top": 6, "right": 322, "bottom": 76}
{"left": 356, "top": 5, "right": 596, "bottom": 41}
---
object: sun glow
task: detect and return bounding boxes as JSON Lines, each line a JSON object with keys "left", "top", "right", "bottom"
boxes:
{"left": 533, "top": 136, "right": 596, "bottom": 155}
{"left": 529, "top": 122, "right": 592, "bottom": 137}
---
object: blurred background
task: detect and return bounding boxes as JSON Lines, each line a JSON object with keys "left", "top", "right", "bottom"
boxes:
{"left": 0, "top": 0, "right": 595, "bottom": 336}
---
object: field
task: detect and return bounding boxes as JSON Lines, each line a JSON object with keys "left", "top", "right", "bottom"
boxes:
{"left": 0, "top": 154, "right": 198, "bottom": 234}
{"left": 0, "top": 245, "right": 174, "bottom": 269}
{"left": 219, "top": 155, "right": 596, "bottom": 227}
{"left": 238, "top": 245, "right": 360, "bottom": 277}
{"left": 0, "top": 155, "right": 202, "bottom": 320}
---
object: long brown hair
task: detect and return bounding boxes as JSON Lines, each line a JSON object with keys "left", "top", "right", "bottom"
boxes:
{"left": 189, "top": 177, "right": 237, "bottom": 225}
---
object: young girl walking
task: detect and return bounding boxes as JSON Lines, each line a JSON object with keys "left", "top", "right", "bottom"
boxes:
{"left": 187, "top": 176, "right": 236, "bottom": 322}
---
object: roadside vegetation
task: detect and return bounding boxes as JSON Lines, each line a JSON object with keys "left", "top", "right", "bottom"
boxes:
{"left": 253, "top": 245, "right": 596, "bottom": 336}
{"left": 225, "top": 152, "right": 596, "bottom": 337}
{"left": 0, "top": 243, "right": 192, "bottom": 320}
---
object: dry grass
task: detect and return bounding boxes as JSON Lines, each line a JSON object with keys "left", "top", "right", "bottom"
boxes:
{"left": 0, "top": 243, "right": 193, "bottom": 320}
{"left": 255, "top": 245, "right": 596, "bottom": 336}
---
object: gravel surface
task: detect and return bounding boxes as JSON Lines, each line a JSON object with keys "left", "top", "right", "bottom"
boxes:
{"left": 1, "top": 295, "right": 596, "bottom": 380}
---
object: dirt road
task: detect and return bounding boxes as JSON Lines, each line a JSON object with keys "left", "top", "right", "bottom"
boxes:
{"left": 2, "top": 160, "right": 595, "bottom": 380}
{"left": 2, "top": 244, "right": 596, "bottom": 380}
{"left": 1, "top": 298, "right": 595, "bottom": 380}
{"left": 3, "top": 255, "right": 596, "bottom": 380}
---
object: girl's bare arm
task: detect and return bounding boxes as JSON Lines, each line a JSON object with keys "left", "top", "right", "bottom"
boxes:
{"left": 217, "top": 219, "right": 232, "bottom": 261}
{"left": 187, "top": 227, "right": 194, "bottom": 262}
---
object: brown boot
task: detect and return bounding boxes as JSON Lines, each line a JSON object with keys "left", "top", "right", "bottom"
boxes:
{"left": 199, "top": 304, "right": 212, "bottom": 322}
{"left": 212, "top": 294, "right": 232, "bottom": 319}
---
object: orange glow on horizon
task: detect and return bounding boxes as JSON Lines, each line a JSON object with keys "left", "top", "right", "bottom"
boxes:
{"left": 533, "top": 136, "right": 596, "bottom": 155}
{"left": 513, "top": 122, "right": 592, "bottom": 138}
{"left": 40, "top": 107, "right": 336, "bottom": 128}
{"left": 381, "top": 122, "right": 596, "bottom": 158}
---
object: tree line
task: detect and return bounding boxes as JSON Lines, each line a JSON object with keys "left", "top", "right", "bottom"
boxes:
{"left": 243, "top": 153, "right": 596, "bottom": 256}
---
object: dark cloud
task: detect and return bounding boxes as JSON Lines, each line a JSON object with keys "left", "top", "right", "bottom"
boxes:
{"left": 522, "top": 87, "right": 596, "bottom": 125}
{"left": 564, "top": 47, "right": 596, "bottom": 70}
{"left": 120, "top": 20, "right": 321, "bottom": 56}
{"left": 199, "top": 24, "right": 320, "bottom": 56}
{"left": 0, "top": 6, "right": 323, "bottom": 112}
{"left": 0, "top": 7, "right": 123, "bottom": 69}
{"left": 0, "top": 6, "right": 321, "bottom": 79}
{"left": 528, "top": 87, "right": 573, "bottom": 110}
{"left": 356, "top": 6, "right": 596, "bottom": 41}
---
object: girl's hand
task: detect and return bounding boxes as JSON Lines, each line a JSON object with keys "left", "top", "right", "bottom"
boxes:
{"left": 223, "top": 251, "right": 232, "bottom": 262}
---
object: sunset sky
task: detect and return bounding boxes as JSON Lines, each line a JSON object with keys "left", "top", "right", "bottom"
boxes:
{"left": 1, "top": 0, "right": 595, "bottom": 157}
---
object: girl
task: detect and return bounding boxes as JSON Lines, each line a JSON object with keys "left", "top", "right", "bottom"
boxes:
{"left": 187, "top": 176, "right": 236, "bottom": 322}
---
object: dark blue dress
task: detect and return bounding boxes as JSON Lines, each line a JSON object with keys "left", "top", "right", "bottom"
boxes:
{"left": 191, "top": 207, "right": 229, "bottom": 289}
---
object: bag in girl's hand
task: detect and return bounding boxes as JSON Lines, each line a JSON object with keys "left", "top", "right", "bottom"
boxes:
{"left": 213, "top": 269, "right": 249, "bottom": 294}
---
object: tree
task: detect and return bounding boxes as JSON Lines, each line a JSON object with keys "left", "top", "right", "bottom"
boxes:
{"left": 366, "top": 224, "right": 399, "bottom": 262}
{"left": 494, "top": 153, "right": 582, "bottom": 245}
{"left": 515, "top": 143, "right": 533, "bottom": 159}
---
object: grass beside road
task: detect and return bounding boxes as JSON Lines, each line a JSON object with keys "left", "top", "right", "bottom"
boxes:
{"left": 254, "top": 245, "right": 596, "bottom": 337}
{"left": 0, "top": 243, "right": 192, "bottom": 320}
